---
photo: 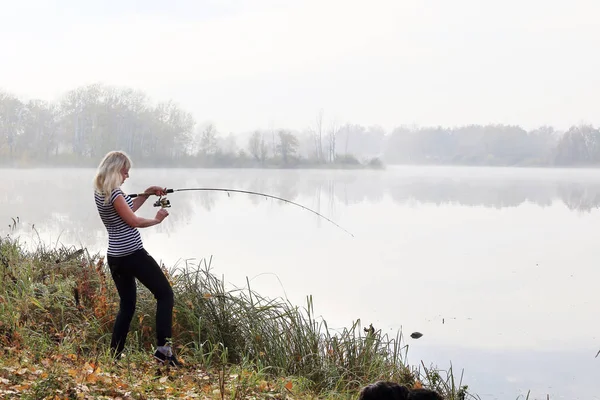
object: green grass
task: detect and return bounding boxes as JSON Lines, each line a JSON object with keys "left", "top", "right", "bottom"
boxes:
{"left": 0, "top": 228, "right": 476, "bottom": 399}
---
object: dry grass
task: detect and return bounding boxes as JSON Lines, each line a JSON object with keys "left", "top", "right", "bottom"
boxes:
{"left": 0, "top": 228, "right": 475, "bottom": 399}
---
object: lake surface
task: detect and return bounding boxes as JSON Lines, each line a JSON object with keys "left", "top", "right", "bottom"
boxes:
{"left": 2, "top": 165, "right": 600, "bottom": 399}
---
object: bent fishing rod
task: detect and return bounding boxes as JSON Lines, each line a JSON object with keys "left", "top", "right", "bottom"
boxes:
{"left": 128, "top": 187, "right": 354, "bottom": 237}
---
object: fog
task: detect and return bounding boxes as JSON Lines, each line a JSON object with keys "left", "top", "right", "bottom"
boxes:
{"left": 2, "top": 1, "right": 600, "bottom": 399}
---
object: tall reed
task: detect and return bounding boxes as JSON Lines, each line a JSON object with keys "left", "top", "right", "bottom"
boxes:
{"left": 0, "top": 231, "right": 475, "bottom": 399}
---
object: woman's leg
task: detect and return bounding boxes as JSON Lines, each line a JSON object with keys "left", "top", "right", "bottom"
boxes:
{"left": 127, "top": 249, "right": 174, "bottom": 348}
{"left": 107, "top": 255, "right": 137, "bottom": 358}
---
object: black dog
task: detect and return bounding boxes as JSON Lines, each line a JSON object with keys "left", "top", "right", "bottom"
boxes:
{"left": 408, "top": 387, "right": 445, "bottom": 400}
{"left": 358, "top": 381, "right": 444, "bottom": 400}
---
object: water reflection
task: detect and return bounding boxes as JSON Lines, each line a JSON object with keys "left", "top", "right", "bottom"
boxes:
{"left": 4, "top": 167, "right": 600, "bottom": 214}
{"left": 3, "top": 167, "right": 600, "bottom": 246}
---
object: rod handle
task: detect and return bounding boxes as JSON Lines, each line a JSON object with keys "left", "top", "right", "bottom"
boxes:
{"left": 129, "top": 188, "right": 174, "bottom": 198}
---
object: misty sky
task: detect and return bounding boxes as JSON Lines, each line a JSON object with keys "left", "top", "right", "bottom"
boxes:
{"left": 1, "top": 0, "right": 598, "bottom": 135}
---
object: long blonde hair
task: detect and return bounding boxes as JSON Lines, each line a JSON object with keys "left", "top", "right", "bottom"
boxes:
{"left": 94, "top": 150, "right": 132, "bottom": 204}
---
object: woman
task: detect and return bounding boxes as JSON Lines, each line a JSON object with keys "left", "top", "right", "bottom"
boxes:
{"left": 93, "top": 150, "right": 181, "bottom": 367}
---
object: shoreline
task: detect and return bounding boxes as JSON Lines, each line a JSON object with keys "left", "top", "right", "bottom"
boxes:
{"left": 0, "top": 233, "right": 472, "bottom": 399}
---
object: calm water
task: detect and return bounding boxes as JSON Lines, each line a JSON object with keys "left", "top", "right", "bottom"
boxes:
{"left": 2, "top": 166, "right": 600, "bottom": 399}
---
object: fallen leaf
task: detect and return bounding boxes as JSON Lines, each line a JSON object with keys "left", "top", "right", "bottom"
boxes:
{"left": 85, "top": 373, "right": 98, "bottom": 383}
{"left": 10, "top": 383, "right": 31, "bottom": 390}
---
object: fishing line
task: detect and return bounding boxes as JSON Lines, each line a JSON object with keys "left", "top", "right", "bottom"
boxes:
{"left": 129, "top": 187, "right": 354, "bottom": 237}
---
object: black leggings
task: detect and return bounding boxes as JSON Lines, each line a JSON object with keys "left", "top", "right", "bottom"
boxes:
{"left": 107, "top": 248, "right": 174, "bottom": 356}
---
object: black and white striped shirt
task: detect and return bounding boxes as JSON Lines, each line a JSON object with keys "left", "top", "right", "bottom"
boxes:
{"left": 94, "top": 188, "right": 144, "bottom": 257}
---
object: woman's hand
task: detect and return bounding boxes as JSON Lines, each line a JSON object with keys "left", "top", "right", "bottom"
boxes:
{"left": 131, "top": 186, "right": 167, "bottom": 212}
{"left": 154, "top": 208, "right": 169, "bottom": 223}
{"left": 144, "top": 186, "right": 167, "bottom": 197}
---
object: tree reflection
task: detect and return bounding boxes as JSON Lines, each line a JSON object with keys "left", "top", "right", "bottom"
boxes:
{"left": 3, "top": 168, "right": 600, "bottom": 251}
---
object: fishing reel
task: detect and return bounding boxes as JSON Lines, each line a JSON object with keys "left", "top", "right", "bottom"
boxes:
{"left": 153, "top": 196, "right": 171, "bottom": 208}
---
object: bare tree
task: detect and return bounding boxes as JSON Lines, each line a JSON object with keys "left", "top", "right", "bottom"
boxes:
{"left": 259, "top": 132, "right": 268, "bottom": 162}
{"left": 328, "top": 119, "right": 339, "bottom": 163}
{"left": 276, "top": 129, "right": 299, "bottom": 164}
{"left": 248, "top": 130, "right": 268, "bottom": 163}
{"left": 269, "top": 122, "right": 276, "bottom": 159}
{"left": 198, "top": 123, "right": 218, "bottom": 156}
{"left": 248, "top": 130, "right": 262, "bottom": 161}
{"left": 344, "top": 123, "right": 351, "bottom": 154}
{"left": 311, "top": 109, "right": 324, "bottom": 163}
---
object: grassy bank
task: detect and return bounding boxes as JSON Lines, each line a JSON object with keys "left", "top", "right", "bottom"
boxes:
{"left": 0, "top": 233, "right": 472, "bottom": 399}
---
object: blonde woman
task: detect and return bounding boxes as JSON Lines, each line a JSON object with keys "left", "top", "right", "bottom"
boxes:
{"left": 93, "top": 150, "right": 181, "bottom": 367}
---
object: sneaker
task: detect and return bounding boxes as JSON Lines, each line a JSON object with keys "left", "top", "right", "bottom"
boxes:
{"left": 167, "top": 353, "right": 183, "bottom": 367}
{"left": 153, "top": 349, "right": 183, "bottom": 367}
{"left": 112, "top": 349, "right": 125, "bottom": 364}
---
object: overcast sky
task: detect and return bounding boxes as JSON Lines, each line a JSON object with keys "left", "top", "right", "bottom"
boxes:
{"left": 0, "top": 0, "right": 598, "bottom": 135}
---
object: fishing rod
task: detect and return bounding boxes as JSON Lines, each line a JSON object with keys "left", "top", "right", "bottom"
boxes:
{"left": 128, "top": 187, "right": 354, "bottom": 237}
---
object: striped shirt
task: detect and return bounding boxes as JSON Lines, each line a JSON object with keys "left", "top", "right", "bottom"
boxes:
{"left": 94, "top": 187, "right": 144, "bottom": 257}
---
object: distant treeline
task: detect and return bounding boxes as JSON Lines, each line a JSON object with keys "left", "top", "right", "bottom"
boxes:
{"left": 0, "top": 83, "right": 596, "bottom": 168}
{"left": 384, "top": 124, "right": 591, "bottom": 167}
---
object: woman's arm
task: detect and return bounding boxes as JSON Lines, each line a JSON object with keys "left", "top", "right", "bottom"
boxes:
{"left": 113, "top": 195, "right": 165, "bottom": 228}
{"left": 131, "top": 193, "right": 149, "bottom": 212}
